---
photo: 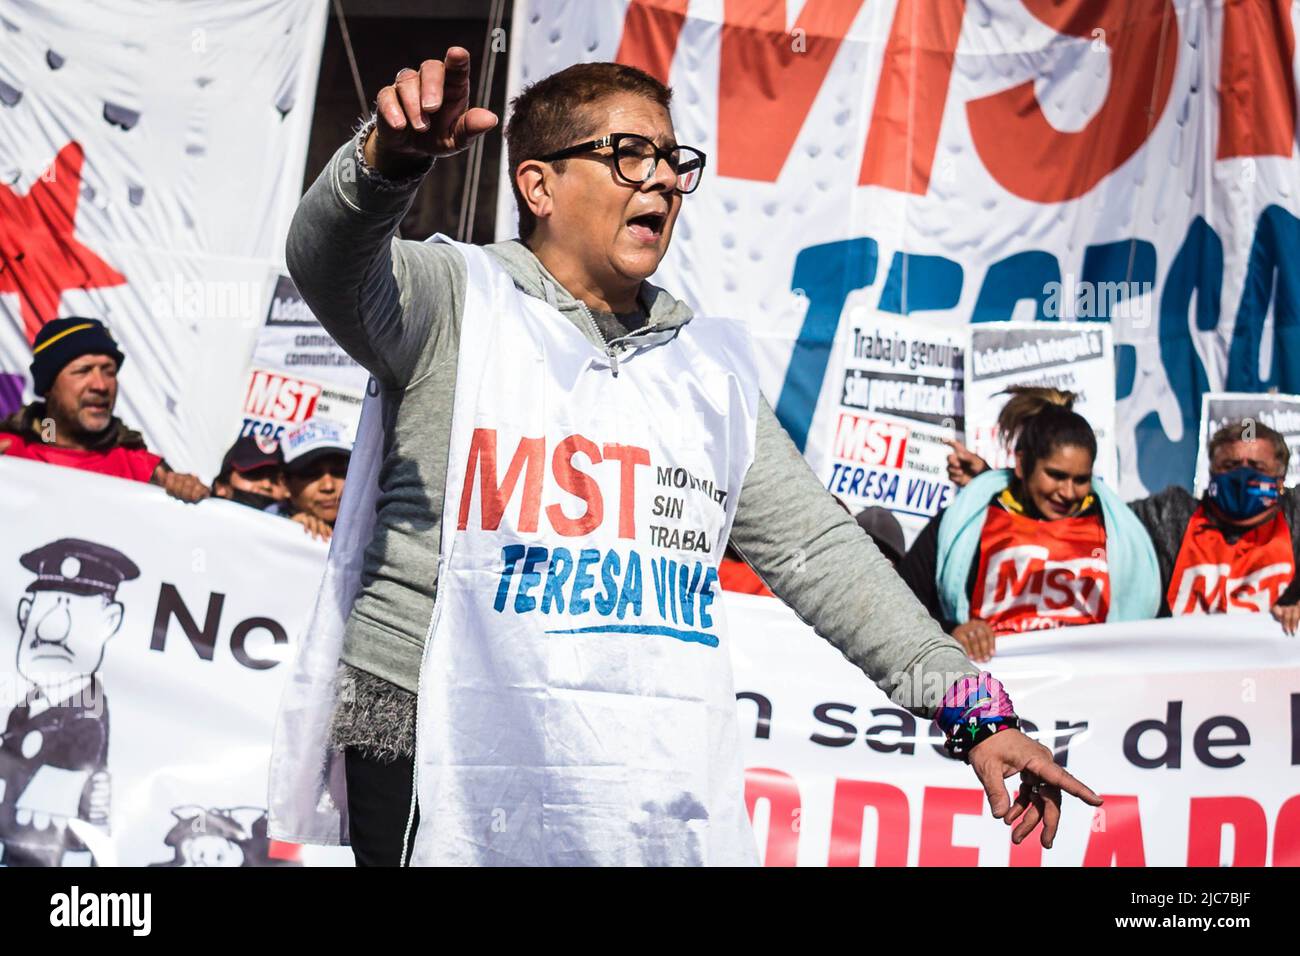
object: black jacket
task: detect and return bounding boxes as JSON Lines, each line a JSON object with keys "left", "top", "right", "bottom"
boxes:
{"left": 898, "top": 507, "right": 964, "bottom": 633}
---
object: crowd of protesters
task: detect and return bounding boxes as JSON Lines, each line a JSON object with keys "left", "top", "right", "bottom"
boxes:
{"left": 899, "top": 387, "right": 1160, "bottom": 659}
{"left": 713, "top": 382, "right": 1300, "bottom": 658}
{"left": 0, "top": 315, "right": 350, "bottom": 541}
{"left": 6, "top": 49, "right": 1298, "bottom": 871}
{"left": 907, "top": 386, "right": 1300, "bottom": 659}
{"left": 3, "top": 317, "right": 1297, "bottom": 647}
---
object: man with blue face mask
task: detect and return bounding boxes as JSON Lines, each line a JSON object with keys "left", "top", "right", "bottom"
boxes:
{"left": 1127, "top": 419, "right": 1300, "bottom": 631}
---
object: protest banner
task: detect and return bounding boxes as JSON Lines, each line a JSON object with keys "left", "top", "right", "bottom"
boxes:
{"left": 503, "top": 1, "right": 1300, "bottom": 502}
{"left": 727, "top": 591, "right": 1300, "bottom": 867}
{"left": 822, "top": 312, "right": 963, "bottom": 538}
{"left": 4, "top": 455, "right": 1295, "bottom": 867}
{"left": 0, "top": 457, "right": 350, "bottom": 866}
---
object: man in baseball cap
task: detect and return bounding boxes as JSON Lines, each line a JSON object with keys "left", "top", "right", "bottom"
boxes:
{"left": 0, "top": 317, "right": 209, "bottom": 502}
{"left": 212, "top": 434, "right": 289, "bottom": 511}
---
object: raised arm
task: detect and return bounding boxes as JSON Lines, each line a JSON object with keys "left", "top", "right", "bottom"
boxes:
{"left": 285, "top": 48, "right": 498, "bottom": 388}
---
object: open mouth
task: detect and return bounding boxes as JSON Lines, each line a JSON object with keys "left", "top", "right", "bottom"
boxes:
{"left": 626, "top": 211, "right": 666, "bottom": 242}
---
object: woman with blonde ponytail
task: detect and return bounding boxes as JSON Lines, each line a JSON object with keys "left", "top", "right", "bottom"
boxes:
{"left": 898, "top": 387, "right": 1159, "bottom": 661}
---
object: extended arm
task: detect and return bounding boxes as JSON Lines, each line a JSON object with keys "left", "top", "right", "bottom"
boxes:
{"left": 729, "top": 399, "right": 978, "bottom": 717}
{"left": 730, "top": 404, "right": 1102, "bottom": 843}
{"left": 285, "top": 49, "right": 497, "bottom": 389}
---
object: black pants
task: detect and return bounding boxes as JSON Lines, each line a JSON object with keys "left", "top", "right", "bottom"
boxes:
{"left": 344, "top": 747, "right": 418, "bottom": 867}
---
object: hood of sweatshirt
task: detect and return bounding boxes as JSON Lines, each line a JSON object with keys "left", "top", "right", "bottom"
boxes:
{"left": 482, "top": 239, "right": 694, "bottom": 352}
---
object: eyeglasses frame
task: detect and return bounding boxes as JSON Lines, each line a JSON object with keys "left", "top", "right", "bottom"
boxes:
{"left": 536, "top": 133, "right": 707, "bottom": 194}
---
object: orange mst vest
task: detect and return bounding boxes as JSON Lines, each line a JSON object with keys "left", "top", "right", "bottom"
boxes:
{"left": 1166, "top": 504, "right": 1295, "bottom": 614}
{"left": 971, "top": 504, "right": 1109, "bottom": 633}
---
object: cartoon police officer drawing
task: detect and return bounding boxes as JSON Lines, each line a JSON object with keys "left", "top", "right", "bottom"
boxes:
{"left": 150, "top": 805, "right": 301, "bottom": 867}
{"left": 0, "top": 539, "right": 138, "bottom": 866}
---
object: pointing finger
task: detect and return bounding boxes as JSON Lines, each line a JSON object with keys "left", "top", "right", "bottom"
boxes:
{"left": 1030, "top": 756, "right": 1103, "bottom": 807}
{"left": 443, "top": 45, "right": 472, "bottom": 85}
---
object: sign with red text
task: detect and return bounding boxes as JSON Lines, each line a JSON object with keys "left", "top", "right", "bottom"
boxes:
{"left": 238, "top": 275, "right": 369, "bottom": 445}
{"left": 822, "top": 313, "right": 962, "bottom": 537}
{"left": 501, "top": 0, "right": 1300, "bottom": 503}
{"left": 727, "top": 592, "right": 1300, "bottom": 867}
{"left": 238, "top": 367, "right": 363, "bottom": 446}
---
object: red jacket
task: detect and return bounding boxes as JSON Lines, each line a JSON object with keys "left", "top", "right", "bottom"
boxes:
{"left": 1, "top": 404, "right": 162, "bottom": 483}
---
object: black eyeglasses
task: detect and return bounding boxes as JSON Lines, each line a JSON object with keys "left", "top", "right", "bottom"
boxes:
{"left": 538, "top": 133, "right": 706, "bottom": 194}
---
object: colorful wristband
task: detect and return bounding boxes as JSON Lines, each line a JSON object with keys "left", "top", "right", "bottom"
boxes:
{"left": 936, "top": 672, "right": 1019, "bottom": 760}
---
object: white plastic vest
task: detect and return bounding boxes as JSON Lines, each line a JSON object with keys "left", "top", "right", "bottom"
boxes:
{"left": 271, "top": 238, "right": 760, "bottom": 866}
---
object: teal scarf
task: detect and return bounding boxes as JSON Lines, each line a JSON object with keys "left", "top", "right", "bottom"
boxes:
{"left": 935, "top": 469, "right": 1160, "bottom": 624}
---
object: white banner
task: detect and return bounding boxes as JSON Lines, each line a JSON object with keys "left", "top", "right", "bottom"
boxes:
{"left": 0, "top": 0, "right": 330, "bottom": 477}
{"left": 1195, "top": 392, "right": 1300, "bottom": 493}
{"left": 3, "top": 457, "right": 1296, "bottom": 867}
{"left": 728, "top": 591, "right": 1300, "bottom": 867}
{"left": 500, "top": 0, "right": 1300, "bottom": 502}
{"left": 0, "top": 457, "right": 349, "bottom": 867}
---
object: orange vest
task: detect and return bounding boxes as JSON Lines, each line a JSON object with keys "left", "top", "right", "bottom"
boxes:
{"left": 1165, "top": 504, "right": 1294, "bottom": 615}
{"left": 971, "top": 505, "right": 1110, "bottom": 633}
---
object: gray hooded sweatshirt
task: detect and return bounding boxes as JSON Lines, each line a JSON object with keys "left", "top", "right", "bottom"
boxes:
{"left": 285, "top": 125, "right": 977, "bottom": 759}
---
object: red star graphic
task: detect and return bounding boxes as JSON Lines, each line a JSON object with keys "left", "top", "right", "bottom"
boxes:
{"left": 0, "top": 141, "right": 127, "bottom": 342}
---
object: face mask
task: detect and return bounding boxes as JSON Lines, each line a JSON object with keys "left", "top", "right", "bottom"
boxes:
{"left": 1207, "top": 467, "right": 1279, "bottom": 520}
{"left": 228, "top": 487, "right": 279, "bottom": 511}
